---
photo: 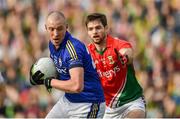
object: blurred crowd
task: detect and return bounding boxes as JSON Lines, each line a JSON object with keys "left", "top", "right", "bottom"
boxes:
{"left": 0, "top": 0, "right": 179, "bottom": 118}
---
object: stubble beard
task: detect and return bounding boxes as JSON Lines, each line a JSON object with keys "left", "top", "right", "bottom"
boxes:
{"left": 93, "top": 34, "right": 106, "bottom": 45}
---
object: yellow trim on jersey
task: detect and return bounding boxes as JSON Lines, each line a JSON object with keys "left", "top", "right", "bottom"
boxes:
{"left": 88, "top": 103, "right": 99, "bottom": 118}
{"left": 66, "top": 40, "right": 78, "bottom": 60}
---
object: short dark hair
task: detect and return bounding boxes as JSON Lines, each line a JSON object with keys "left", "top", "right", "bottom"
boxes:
{"left": 85, "top": 13, "right": 107, "bottom": 27}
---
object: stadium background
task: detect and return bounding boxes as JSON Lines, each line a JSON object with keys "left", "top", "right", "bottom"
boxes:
{"left": 0, "top": 0, "right": 179, "bottom": 118}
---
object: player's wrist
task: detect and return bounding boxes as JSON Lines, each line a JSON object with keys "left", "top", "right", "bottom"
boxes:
{"left": 44, "top": 77, "right": 54, "bottom": 92}
{"left": 122, "top": 54, "right": 129, "bottom": 65}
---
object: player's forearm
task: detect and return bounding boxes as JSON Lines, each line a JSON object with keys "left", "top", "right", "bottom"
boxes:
{"left": 119, "top": 48, "right": 133, "bottom": 64}
{"left": 50, "top": 78, "right": 84, "bottom": 93}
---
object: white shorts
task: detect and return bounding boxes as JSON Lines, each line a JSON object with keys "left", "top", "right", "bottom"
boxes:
{"left": 103, "top": 96, "right": 146, "bottom": 118}
{"left": 45, "top": 95, "right": 105, "bottom": 118}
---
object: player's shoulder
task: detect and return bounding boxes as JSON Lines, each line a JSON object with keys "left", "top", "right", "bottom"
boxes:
{"left": 87, "top": 43, "right": 95, "bottom": 51}
{"left": 113, "top": 37, "right": 129, "bottom": 44}
{"left": 113, "top": 37, "right": 131, "bottom": 47}
{"left": 87, "top": 43, "right": 93, "bottom": 48}
{"left": 108, "top": 35, "right": 132, "bottom": 49}
{"left": 66, "top": 32, "right": 85, "bottom": 47}
{"left": 68, "top": 36, "right": 85, "bottom": 48}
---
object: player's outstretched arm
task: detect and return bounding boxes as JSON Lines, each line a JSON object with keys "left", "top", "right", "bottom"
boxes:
{"left": 114, "top": 48, "right": 133, "bottom": 65}
{"left": 119, "top": 48, "right": 133, "bottom": 64}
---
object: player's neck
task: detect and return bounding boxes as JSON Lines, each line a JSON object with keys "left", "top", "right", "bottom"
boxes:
{"left": 96, "top": 35, "right": 107, "bottom": 52}
{"left": 95, "top": 41, "right": 106, "bottom": 52}
{"left": 54, "top": 46, "right": 60, "bottom": 50}
{"left": 95, "top": 45, "right": 106, "bottom": 52}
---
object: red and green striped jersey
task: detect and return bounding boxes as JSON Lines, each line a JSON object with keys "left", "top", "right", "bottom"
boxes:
{"left": 88, "top": 35, "right": 143, "bottom": 108}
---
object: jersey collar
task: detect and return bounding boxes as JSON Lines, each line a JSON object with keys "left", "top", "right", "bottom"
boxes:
{"left": 60, "top": 31, "right": 70, "bottom": 47}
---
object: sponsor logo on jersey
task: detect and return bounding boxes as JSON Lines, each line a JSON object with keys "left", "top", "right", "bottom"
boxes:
{"left": 56, "top": 67, "right": 68, "bottom": 74}
{"left": 97, "top": 65, "right": 120, "bottom": 78}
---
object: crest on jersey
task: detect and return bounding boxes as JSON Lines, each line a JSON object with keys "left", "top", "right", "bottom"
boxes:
{"left": 107, "top": 56, "right": 114, "bottom": 64}
{"left": 100, "top": 58, "right": 106, "bottom": 67}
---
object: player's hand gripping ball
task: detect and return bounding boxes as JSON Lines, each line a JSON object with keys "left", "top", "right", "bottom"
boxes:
{"left": 30, "top": 57, "right": 57, "bottom": 85}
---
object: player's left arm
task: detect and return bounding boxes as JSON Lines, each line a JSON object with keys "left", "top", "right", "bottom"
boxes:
{"left": 47, "top": 42, "right": 85, "bottom": 93}
{"left": 49, "top": 67, "right": 84, "bottom": 93}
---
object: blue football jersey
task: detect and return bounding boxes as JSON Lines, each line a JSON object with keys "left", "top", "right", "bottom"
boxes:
{"left": 49, "top": 31, "right": 105, "bottom": 103}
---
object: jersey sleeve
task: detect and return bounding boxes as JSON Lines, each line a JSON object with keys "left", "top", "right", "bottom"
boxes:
{"left": 66, "top": 40, "right": 84, "bottom": 69}
{"left": 116, "top": 39, "right": 132, "bottom": 49}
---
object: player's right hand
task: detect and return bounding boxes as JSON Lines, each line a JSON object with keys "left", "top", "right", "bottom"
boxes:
{"left": 44, "top": 77, "right": 53, "bottom": 92}
{"left": 29, "top": 65, "right": 44, "bottom": 85}
{"left": 114, "top": 48, "right": 129, "bottom": 66}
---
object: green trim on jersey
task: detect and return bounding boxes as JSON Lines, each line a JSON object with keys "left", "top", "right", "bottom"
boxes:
{"left": 116, "top": 65, "right": 143, "bottom": 107}
{"left": 96, "top": 48, "right": 107, "bottom": 55}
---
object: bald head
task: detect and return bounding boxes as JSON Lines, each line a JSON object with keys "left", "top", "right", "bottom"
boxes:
{"left": 46, "top": 11, "right": 66, "bottom": 25}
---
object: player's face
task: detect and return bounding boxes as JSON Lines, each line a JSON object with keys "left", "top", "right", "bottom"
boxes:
{"left": 46, "top": 18, "right": 67, "bottom": 49}
{"left": 86, "top": 20, "right": 107, "bottom": 45}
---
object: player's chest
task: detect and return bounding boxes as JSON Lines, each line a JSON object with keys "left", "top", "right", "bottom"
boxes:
{"left": 50, "top": 50, "right": 69, "bottom": 74}
{"left": 92, "top": 49, "right": 119, "bottom": 69}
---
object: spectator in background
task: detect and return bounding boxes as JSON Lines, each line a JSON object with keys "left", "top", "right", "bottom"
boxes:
{"left": 0, "top": 72, "right": 5, "bottom": 117}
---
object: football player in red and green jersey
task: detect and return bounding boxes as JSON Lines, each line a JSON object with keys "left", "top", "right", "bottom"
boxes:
{"left": 85, "top": 13, "right": 146, "bottom": 118}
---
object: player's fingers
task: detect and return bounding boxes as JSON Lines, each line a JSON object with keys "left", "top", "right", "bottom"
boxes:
{"left": 31, "top": 70, "right": 43, "bottom": 80}
{"left": 35, "top": 70, "right": 41, "bottom": 75}
{"left": 114, "top": 48, "right": 128, "bottom": 65}
{"left": 30, "top": 77, "right": 37, "bottom": 85}
{"left": 37, "top": 72, "right": 44, "bottom": 79}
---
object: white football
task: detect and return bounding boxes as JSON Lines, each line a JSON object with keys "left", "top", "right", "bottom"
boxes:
{"left": 31, "top": 57, "right": 57, "bottom": 79}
